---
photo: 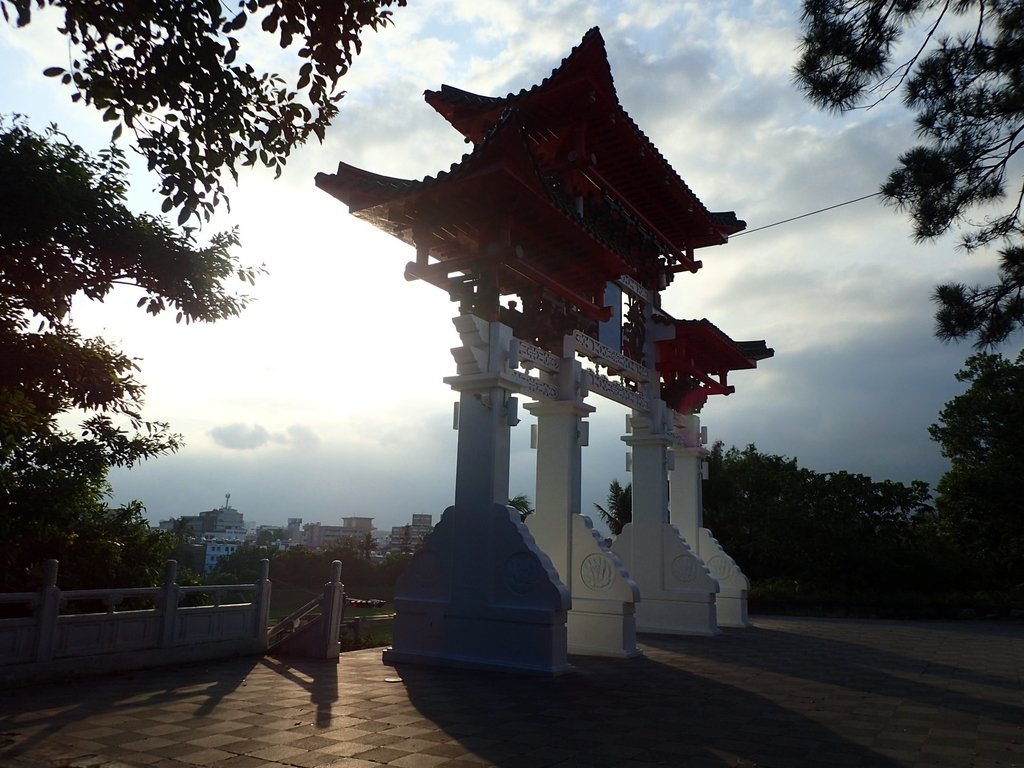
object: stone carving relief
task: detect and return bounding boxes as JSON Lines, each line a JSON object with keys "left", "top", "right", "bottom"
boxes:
{"left": 670, "top": 555, "right": 699, "bottom": 583}
{"left": 503, "top": 552, "right": 540, "bottom": 596}
{"left": 706, "top": 555, "right": 733, "bottom": 581}
{"left": 579, "top": 553, "right": 614, "bottom": 591}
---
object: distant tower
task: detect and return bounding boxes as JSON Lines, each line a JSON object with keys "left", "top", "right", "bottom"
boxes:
{"left": 224, "top": 493, "right": 231, "bottom": 509}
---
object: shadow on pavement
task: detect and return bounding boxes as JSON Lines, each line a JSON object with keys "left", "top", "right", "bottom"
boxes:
{"left": 0, "top": 656, "right": 260, "bottom": 762}
{"left": 392, "top": 647, "right": 904, "bottom": 768}
{"left": 259, "top": 655, "right": 340, "bottom": 727}
{"left": 643, "top": 620, "right": 1024, "bottom": 728}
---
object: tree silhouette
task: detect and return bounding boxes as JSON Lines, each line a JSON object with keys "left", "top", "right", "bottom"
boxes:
{"left": 508, "top": 493, "right": 535, "bottom": 522}
{"left": 796, "top": 1, "right": 1024, "bottom": 346}
{"left": 3, "top": 0, "right": 406, "bottom": 221}
{"left": 359, "top": 531, "right": 377, "bottom": 560}
{"left": 594, "top": 480, "right": 632, "bottom": 535}
{"left": 929, "top": 351, "right": 1024, "bottom": 589}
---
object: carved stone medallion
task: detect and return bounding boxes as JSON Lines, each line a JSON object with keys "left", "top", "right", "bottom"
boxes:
{"left": 706, "top": 555, "right": 733, "bottom": 581}
{"left": 503, "top": 552, "right": 539, "bottom": 596}
{"left": 671, "top": 555, "right": 699, "bottom": 583}
{"left": 579, "top": 553, "right": 614, "bottom": 591}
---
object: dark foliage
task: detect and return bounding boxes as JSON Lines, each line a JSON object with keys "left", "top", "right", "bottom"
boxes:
{"left": 0, "top": 119, "right": 259, "bottom": 591}
{"left": 929, "top": 351, "right": 1024, "bottom": 590}
{"left": 701, "top": 443, "right": 964, "bottom": 598}
{"left": 594, "top": 479, "right": 631, "bottom": 535}
{"left": 2, "top": 0, "right": 407, "bottom": 222}
{"left": 210, "top": 540, "right": 409, "bottom": 599}
{"left": 508, "top": 493, "right": 534, "bottom": 522}
{"left": 0, "top": 119, "right": 257, "bottom": 437}
{"left": 1, "top": 0, "right": 405, "bottom": 592}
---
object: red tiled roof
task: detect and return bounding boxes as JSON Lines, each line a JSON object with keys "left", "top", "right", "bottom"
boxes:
{"left": 424, "top": 28, "right": 745, "bottom": 252}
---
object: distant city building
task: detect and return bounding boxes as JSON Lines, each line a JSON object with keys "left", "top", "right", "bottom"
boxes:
{"left": 158, "top": 494, "right": 248, "bottom": 573}
{"left": 301, "top": 522, "right": 345, "bottom": 550}
{"left": 388, "top": 514, "right": 433, "bottom": 553}
{"left": 203, "top": 541, "right": 240, "bottom": 573}
{"left": 205, "top": 528, "right": 246, "bottom": 543}
{"left": 253, "top": 525, "right": 292, "bottom": 548}
{"left": 156, "top": 500, "right": 390, "bottom": 562}
{"left": 202, "top": 494, "right": 243, "bottom": 531}
{"left": 301, "top": 517, "right": 376, "bottom": 551}
{"left": 160, "top": 494, "right": 245, "bottom": 539}
{"left": 341, "top": 517, "right": 374, "bottom": 536}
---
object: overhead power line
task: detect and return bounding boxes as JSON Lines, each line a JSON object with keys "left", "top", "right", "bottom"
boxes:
{"left": 730, "top": 192, "right": 882, "bottom": 238}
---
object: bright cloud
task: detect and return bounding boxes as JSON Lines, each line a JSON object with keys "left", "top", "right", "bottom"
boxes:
{"left": 209, "top": 423, "right": 320, "bottom": 451}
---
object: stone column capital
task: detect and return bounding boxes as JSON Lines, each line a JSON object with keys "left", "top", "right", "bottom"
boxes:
{"left": 524, "top": 399, "right": 595, "bottom": 418}
{"left": 670, "top": 443, "right": 709, "bottom": 460}
{"left": 444, "top": 372, "right": 519, "bottom": 394}
{"left": 621, "top": 431, "right": 673, "bottom": 448}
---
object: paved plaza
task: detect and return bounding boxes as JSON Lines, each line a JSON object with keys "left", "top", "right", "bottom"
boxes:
{"left": 1, "top": 616, "right": 1021, "bottom": 768}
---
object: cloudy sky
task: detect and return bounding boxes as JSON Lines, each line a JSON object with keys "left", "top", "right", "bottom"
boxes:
{"left": 3, "top": 1, "right": 1020, "bottom": 532}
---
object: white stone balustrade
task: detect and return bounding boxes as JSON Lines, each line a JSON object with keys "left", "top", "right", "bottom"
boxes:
{"left": 0, "top": 558, "right": 271, "bottom": 686}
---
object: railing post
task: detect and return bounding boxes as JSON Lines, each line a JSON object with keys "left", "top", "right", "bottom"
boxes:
{"left": 34, "top": 559, "right": 61, "bottom": 662}
{"left": 321, "top": 560, "right": 344, "bottom": 659}
{"left": 256, "top": 559, "right": 271, "bottom": 651}
{"left": 159, "top": 560, "right": 180, "bottom": 648}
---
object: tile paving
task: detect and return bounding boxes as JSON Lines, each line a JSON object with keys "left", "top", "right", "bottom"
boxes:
{"left": 0, "top": 616, "right": 1021, "bottom": 767}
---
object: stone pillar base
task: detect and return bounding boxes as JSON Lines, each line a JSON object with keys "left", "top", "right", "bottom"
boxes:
{"left": 563, "top": 515, "right": 641, "bottom": 658}
{"left": 713, "top": 589, "right": 750, "bottom": 629}
{"left": 383, "top": 609, "right": 572, "bottom": 674}
{"left": 698, "top": 528, "right": 751, "bottom": 628}
{"left": 613, "top": 521, "right": 720, "bottom": 637}
{"left": 568, "top": 599, "right": 641, "bottom": 657}
{"left": 634, "top": 595, "right": 719, "bottom": 637}
{"left": 382, "top": 503, "right": 571, "bottom": 675}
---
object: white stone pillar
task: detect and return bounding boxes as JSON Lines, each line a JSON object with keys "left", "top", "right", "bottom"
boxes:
{"left": 668, "top": 414, "right": 751, "bottom": 628}
{"left": 453, "top": 382, "right": 512, "bottom": 513}
{"left": 526, "top": 394, "right": 640, "bottom": 658}
{"left": 613, "top": 404, "right": 719, "bottom": 636}
{"left": 526, "top": 399, "right": 586, "bottom": 581}
{"left": 383, "top": 315, "right": 571, "bottom": 674}
{"left": 669, "top": 414, "right": 704, "bottom": 547}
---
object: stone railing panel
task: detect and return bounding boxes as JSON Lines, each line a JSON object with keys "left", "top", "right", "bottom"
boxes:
{"left": 0, "top": 558, "right": 272, "bottom": 687}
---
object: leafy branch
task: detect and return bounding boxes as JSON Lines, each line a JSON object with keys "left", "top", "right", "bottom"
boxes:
{"left": 3, "top": 0, "right": 407, "bottom": 223}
